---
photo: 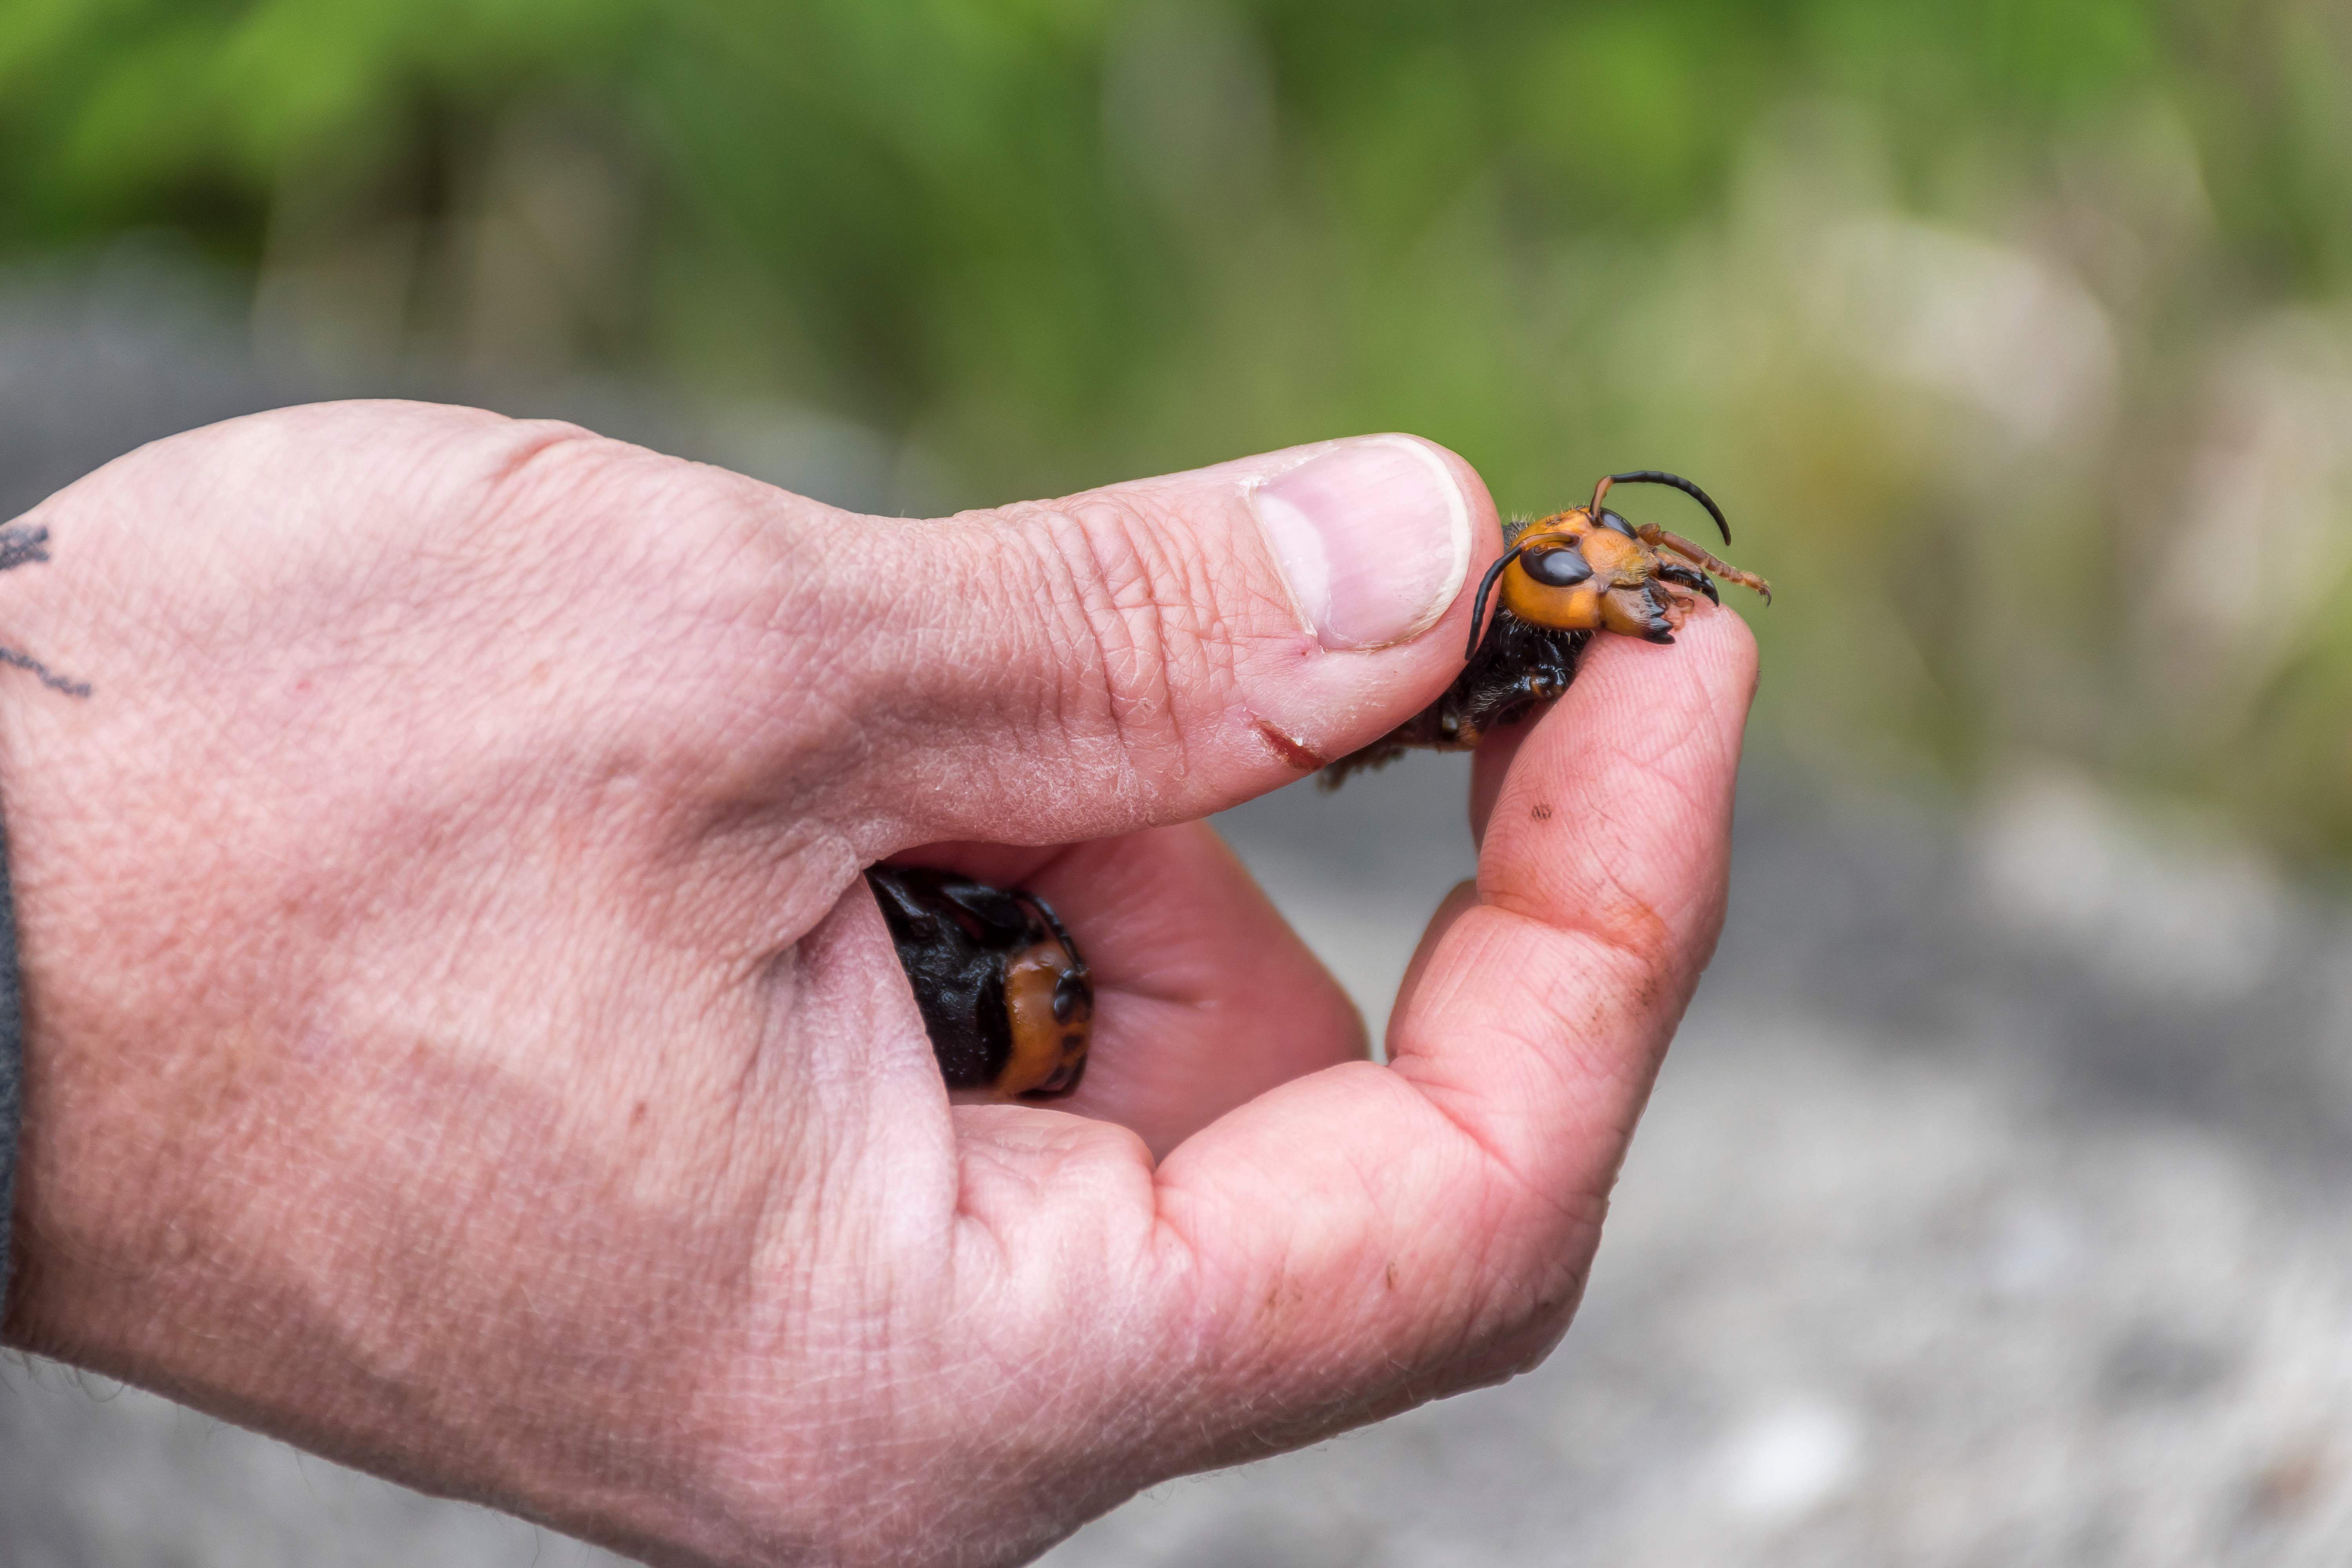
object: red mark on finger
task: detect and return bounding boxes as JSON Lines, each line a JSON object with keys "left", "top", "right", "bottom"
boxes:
{"left": 1254, "top": 719, "right": 1328, "bottom": 772}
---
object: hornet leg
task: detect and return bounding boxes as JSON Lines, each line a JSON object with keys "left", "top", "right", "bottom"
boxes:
{"left": 1641, "top": 525, "right": 1771, "bottom": 604}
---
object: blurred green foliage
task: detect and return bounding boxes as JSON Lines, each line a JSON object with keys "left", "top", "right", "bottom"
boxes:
{"left": 5, "top": 0, "right": 2352, "bottom": 853}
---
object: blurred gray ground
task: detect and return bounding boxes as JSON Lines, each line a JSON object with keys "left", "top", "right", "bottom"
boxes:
{"left": 8, "top": 262, "right": 2352, "bottom": 1565}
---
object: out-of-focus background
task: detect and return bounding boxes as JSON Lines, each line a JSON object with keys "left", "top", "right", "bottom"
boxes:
{"left": 6, "top": 2, "right": 2352, "bottom": 1563}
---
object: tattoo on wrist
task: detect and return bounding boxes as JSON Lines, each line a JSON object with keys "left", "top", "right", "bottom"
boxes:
{"left": 0, "top": 524, "right": 89, "bottom": 699}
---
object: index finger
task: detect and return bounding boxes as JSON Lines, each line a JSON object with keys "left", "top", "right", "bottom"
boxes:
{"left": 1150, "top": 606, "right": 1757, "bottom": 1427}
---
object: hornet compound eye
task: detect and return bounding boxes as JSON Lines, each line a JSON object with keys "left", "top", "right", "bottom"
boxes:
{"left": 1522, "top": 547, "right": 1593, "bottom": 588}
{"left": 865, "top": 865, "right": 1095, "bottom": 1100}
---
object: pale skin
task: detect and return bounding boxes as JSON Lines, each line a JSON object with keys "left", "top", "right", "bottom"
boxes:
{"left": 0, "top": 403, "right": 1756, "bottom": 1567}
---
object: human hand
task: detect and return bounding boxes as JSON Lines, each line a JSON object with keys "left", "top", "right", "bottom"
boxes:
{"left": 0, "top": 403, "right": 1754, "bottom": 1566}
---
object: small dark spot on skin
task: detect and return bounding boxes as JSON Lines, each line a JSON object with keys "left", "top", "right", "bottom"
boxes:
{"left": 1254, "top": 718, "right": 1328, "bottom": 772}
{"left": 1531, "top": 803, "right": 1553, "bottom": 821}
{"left": 1384, "top": 1261, "right": 1398, "bottom": 1291}
{"left": 2243, "top": 1444, "right": 2328, "bottom": 1524}
{"left": 631, "top": 1101, "right": 649, "bottom": 1127}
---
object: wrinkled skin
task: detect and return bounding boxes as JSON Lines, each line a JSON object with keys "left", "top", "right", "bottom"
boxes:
{"left": 0, "top": 403, "right": 1755, "bottom": 1568}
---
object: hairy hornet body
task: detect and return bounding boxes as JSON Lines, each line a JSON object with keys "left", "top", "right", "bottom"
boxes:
{"left": 1324, "top": 471, "right": 1768, "bottom": 785}
{"left": 866, "top": 865, "right": 1095, "bottom": 1100}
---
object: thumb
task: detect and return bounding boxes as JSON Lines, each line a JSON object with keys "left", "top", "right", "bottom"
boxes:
{"left": 815, "top": 435, "right": 1493, "bottom": 848}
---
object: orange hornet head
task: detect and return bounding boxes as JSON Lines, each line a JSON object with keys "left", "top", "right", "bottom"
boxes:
{"left": 1463, "top": 470, "right": 1759, "bottom": 654}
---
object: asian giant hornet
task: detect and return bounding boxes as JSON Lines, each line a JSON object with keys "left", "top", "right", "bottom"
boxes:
{"left": 1322, "top": 470, "right": 1769, "bottom": 785}
{"left": 866, "top": 865, "right": 1095, "bottom": 1100}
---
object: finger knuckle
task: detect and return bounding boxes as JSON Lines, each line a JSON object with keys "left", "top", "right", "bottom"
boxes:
{"left": 469, "top": 418, "right": 638, "bottom": 524}
{"left": 1002, "top": 495, "right": 1244, "bottom": 786}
